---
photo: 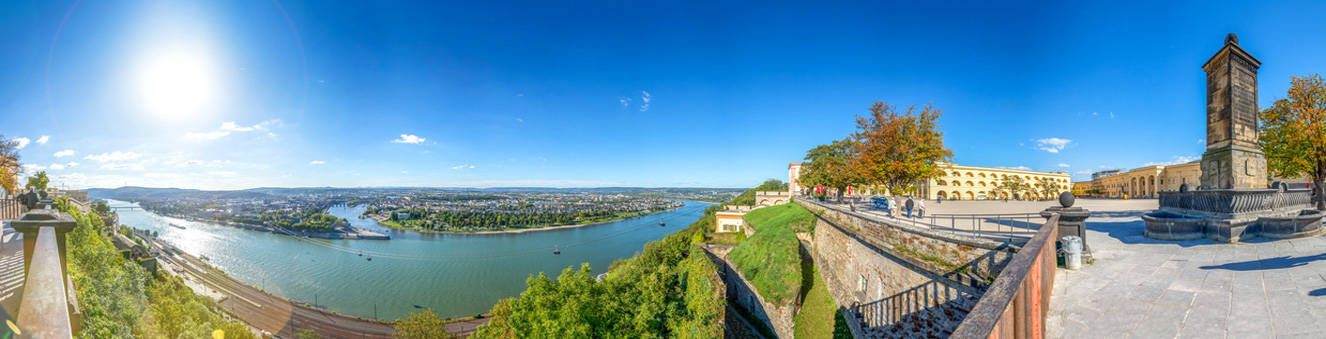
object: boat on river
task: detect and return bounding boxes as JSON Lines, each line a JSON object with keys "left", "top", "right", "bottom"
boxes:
{"left": 169, "top": 223, "right": 185, "bottom": 229}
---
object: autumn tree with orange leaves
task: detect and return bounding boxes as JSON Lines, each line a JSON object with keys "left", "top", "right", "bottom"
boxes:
{"left": 0, "top": 135, "right": 21, "bottom": 195}
{"left": 1261, "top": 74, "right": 1326, "bottom": 210}
{"left": 850, "top": 101, "right": 954, "bottom": 196}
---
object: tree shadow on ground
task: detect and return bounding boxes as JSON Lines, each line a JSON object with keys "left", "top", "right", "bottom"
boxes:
{"left": 1199, "top": 253, "right": 1326, "bottom": 271}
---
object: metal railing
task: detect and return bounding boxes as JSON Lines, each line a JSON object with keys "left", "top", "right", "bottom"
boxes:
{"left": 951, "top": 214, "right": 1059, "bottom": 339}
{"left": 11, "top": 204, "right": 81, "bottom": 338}
{"left": 823, "top": 199, "right": 1043, "bottom": 243}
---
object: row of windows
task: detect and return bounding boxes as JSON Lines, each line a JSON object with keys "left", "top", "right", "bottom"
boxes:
{"left": 943, "top": 171, "right": 1068, "bottom": 183}
{"left": 936, "top": 180, "right": 1069, "bottom": 189}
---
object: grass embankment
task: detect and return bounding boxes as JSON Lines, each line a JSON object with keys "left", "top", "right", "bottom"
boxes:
{"left": 727, "top": 203, "right": 814, "bottom": 304}
{"left": 794, "top": 257, "right": 853, "bottom": 338}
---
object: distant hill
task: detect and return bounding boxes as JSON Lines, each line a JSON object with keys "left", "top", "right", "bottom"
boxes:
{"left": 86, "top": 187, "right": 273, "bottom": 201}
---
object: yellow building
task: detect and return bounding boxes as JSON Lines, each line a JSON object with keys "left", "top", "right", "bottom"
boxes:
{"left": 1090, "top": 161, "right": 1201, "bottom": 198}
{"left": 918, "top": 164, "right": 1071, "bottom": 201}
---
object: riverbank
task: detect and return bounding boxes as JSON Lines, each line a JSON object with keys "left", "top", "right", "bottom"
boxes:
{"left": 145, "top": 234, "right": 488, "bottom": 338}
{"left": 366, "top": 204, "right": 683, "bottom": 235}
{"left": 152, "top": 210, "right": 389, "bottom": 240}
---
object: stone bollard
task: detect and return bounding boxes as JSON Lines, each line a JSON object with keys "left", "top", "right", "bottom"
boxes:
{"left": 1040, "top": 192, "right": 1092, "bottom": 261}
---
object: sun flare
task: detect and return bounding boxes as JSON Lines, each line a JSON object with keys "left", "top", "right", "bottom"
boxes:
{"left": 137, "top": 50, "right": 218, "bottom": 119}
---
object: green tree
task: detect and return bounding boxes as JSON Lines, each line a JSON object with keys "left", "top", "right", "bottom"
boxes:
{"left": 1036, "top": 177, "right": 1062, "bottom": 199}
{"left": 851, "top": 101, "right": 955, "bottom": 195}
{"left": 294, "top": 329, "right": 321, "bottom": 339}
{"left": 1262, "top": 74, "right": 1326, "bottom": 210}
{"left": 991, "top": 176, "right": 1027, "bottom": 200}
{"left": 798, "top": 138, "right": 864, "bottom": 202}
{"left": 393, "top": 308, "right": 454, "bottom": 339}
{"left": 25, "top": 171, "right": 49, "bottom": 190}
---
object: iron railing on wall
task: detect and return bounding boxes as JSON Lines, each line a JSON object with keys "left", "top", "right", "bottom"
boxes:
{"left": 811, "top": 199, "right": 1043, "bottom": 243}
{"left": 950, "top": 214, "right": 1059, "bottom": 339}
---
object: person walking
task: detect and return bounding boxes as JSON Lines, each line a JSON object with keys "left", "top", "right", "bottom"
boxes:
{"left": 917, "top": 199, "right": 926, "bottom": 218}
{"left": 905, "top": 197, "right": 915, "bottom": 218}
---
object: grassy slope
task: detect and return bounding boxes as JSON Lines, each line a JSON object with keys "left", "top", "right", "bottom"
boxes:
{"left": 794, "top": 259, "right": 853, "bottom": 339}
{"left": 727, "top": 202, "right": 813, "bottom": 304}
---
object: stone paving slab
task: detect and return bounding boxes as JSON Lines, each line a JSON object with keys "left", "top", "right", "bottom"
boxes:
{"left": 1047, "top": 198, "right": 1326, "bottom": 339}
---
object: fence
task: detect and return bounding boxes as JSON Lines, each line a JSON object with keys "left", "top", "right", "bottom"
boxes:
{"left": 950, "top": 214, "right": 1059, "bottom": 339}
{"left": 838, "top": 199, "right": 1044, "bottom": 243}
{"left": 0, "top": 198, "right": 24, "bottom": 220}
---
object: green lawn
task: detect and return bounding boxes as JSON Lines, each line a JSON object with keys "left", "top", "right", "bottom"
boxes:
{"left": 794, "top": 259, "right": 853, "bottom": 339}
{"left": 743, "top": 203, "right": 816, "bottom": 233}
{"left": 727, "top": 202, "right": 815, "bottom": 304}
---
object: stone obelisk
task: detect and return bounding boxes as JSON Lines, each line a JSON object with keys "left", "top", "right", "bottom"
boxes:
{"left": 1199, "top": 33, "right": 1265, "bottom": 189}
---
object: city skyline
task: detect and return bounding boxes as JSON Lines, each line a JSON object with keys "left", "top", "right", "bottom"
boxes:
{"left": 6, "top": 1, "right": 1326, "bottom": 189}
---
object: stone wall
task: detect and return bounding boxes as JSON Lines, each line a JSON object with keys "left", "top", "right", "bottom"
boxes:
{"left": 700, "top": 244, "right": 797, "bottom": 339}
{"left": 798, "top": 198, "right": 1016, "bottom": 338}
{"left": 797, "top": 199, "right": 1018, "bottom": 284}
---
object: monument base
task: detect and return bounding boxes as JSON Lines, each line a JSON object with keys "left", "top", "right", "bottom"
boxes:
{"left": 1143, "top": 188, "right": 1324, "bottom": 243}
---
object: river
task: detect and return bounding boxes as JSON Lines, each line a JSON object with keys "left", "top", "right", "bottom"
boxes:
{"left": 105, "top": 199, "right": 713, "bottom": 320}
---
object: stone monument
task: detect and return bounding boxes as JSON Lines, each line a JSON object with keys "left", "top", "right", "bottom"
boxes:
{"left": 1144, "top": 34, "right": 1325, "bottom": 242}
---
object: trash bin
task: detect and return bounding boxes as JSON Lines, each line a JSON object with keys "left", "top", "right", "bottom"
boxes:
{"left": 1062, "top": 236, "right": 1083, "bottom": 270}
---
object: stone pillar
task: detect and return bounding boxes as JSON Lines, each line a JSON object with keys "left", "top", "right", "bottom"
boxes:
{"left": 11, "top": 207, "right": 79, "bottom": 280}
{"left": 1040, "top": 192, "right": 1092, "bottom": 259}
{"left": 1200, "top": 33, "right": 1266, "bottom": 189}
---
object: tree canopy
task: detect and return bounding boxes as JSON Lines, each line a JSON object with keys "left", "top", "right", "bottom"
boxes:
{"left": 26, "top": 171, "right": 49, "bottom": 191}
{"left": 850, "top": 101, "right": 954, "bottom": 195}
{"left": 1262, "top": 73, "right": 1326, "bottom": 210}
{"left": 798, "top": 138, "right": 863, "bottom": 199}
{"left": 393, "top": 308, "right": 454, "bottom": 339}
{"left": 0, "top": 135, "right": 19, "bottom": 194}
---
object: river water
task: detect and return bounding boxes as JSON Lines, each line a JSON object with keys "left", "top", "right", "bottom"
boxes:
{"left": 105, "top": 199, "right": 712, "bottom": 320}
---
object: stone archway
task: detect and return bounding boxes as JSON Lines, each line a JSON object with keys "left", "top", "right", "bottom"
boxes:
{"left": 966, "top": 192, "right": 975, "bottom": 200}
{"left": 937, "top": 191, "right": 948, "bottom": 200}
{"left": 951, "top": 191, "right": 961, "bottom": 200}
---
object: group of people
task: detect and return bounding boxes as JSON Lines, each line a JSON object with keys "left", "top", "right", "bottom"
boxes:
{"left": 883, "top": 196, "right": 925, "bottom": 218}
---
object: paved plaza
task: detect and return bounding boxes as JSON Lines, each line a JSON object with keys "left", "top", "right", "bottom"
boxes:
{"left": 1042, "top": 198, "right": 1326, "bottom": 338}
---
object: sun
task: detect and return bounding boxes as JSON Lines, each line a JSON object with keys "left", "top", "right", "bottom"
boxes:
{"left": 136, "top": 50, "right": 219, "bottom": 119}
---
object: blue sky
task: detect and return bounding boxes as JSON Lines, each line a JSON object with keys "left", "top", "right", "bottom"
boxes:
{"left": 3, "top": 1, "right": 1326, "bottom": 190}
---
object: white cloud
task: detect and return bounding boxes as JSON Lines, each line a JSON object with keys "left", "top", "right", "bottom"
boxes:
{"left": 49, "top": 164, "right": 65, "bottom": 170}
{"left": 1109, "top": 112, "right": 1115, "bottom": 118}
{"left": 1073, "top": 170, "right": 1092, "bottom": 175}
{"left": 187, "top": 120, "right": 282, "bottom": 140}
{"left": 36, "top": 136, "right": 49, "bottom": 144}
{"left": 392, "top": 134, "right": 426, "bottom": 144}
{"left": 21, "top": 164, "right": 45, "bottom": 172}
{"left": 208, "top": 171, "right": 235, "bottom": 176}
{"left": 1056, "top": 163, "right": 1070, "bottom": 168}
{"left": 996, "top": 166, "right": 1033, "bottom": 171}
{"left": 65, "top": 162, "right": 79, "bottom": 168}
{"left": 1143, "top": 155, "right": 1201, "bottom": 167}
{"left": 54, "top": 149, "right": 75, "bottom": 157}
{"left": 85, "top": 151, "right": 141, "bottom": 162}
{"left": 186, "top": 131, "right": 231, "bottom": 140}
{"left": 176, "top": 160, "right": 204, "bottom": 167}
{"left": 1198, "top": 139, "right": 1205, "bottom": 144}
{"left": 515, "top": 118, "right": 524, "bottom": 123}
{"left": 451, "top": 164, "right": 475, "bottom": 170}
{"left": 1033, "top": 138, "right": 1072, "bottom": 153}
{"left": 309, "top": 160, "right": 325, "bottom": 165}
{"left": 13, "top": 137, "right": 29, "bottom": 149}
{"left": 99, "top": 163, "right": 143, "bottom": 171}
{"left": 619, "top": 97, "right": 631, "bottom": 108}
{"left": 639, "top": 91, "right": 651, "bottom": 112}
